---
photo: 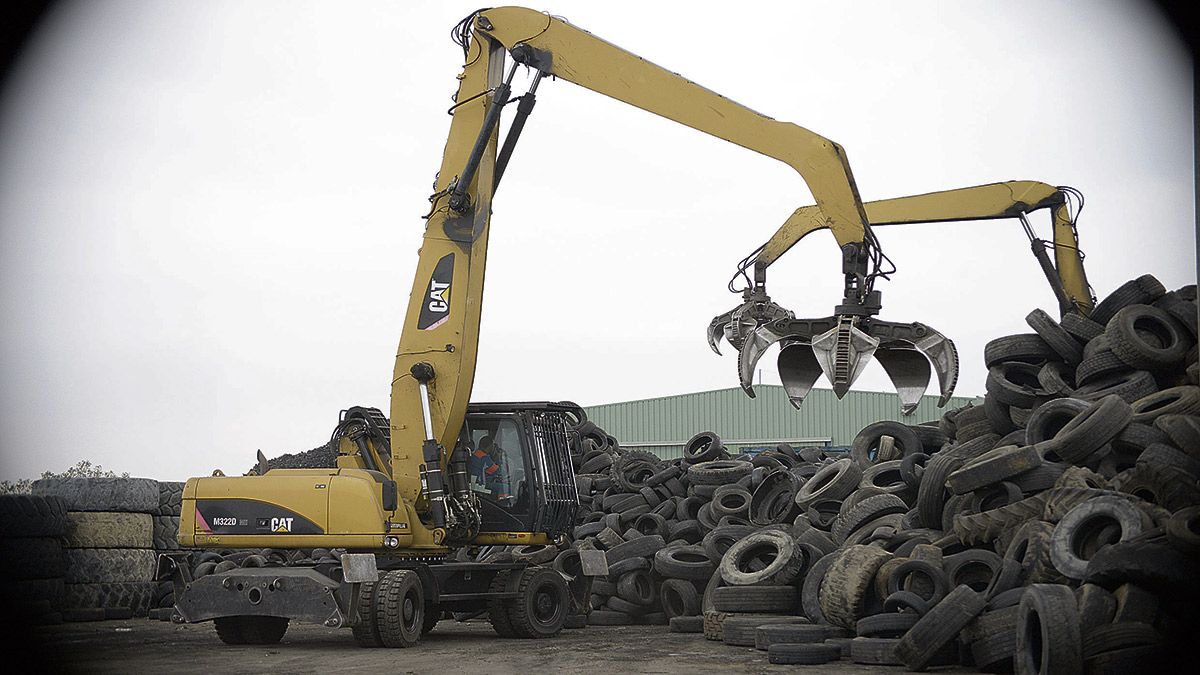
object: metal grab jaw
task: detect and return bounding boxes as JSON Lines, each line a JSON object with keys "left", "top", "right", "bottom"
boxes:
{"left": 708, "top": 245, "right": 959, "bottom": 415}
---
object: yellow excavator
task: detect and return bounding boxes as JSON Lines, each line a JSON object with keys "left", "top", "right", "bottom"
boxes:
{"left": 159, "top": 7, "right": 1092, "bottom": 647}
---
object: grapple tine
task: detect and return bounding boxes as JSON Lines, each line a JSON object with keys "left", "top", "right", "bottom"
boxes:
{"left": 707, "top": 310, "right": 734, "bottom": 355}
{"left": 909, "top": 329, "right": 959, "bottom": 407}
{"left": 777, "top": 341, "right": 823, "bottom": 409}
{"left": 736, "top": 325, "right": 787, "bottom": 398}
{"left": 811, "top": 319, "right": 879, "bottom": 399}
{"left": 874, "top": 347, "right": 931, "bottom": 415}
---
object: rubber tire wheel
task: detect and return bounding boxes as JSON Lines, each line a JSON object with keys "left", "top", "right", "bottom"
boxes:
{"left": 895, "top": 584, "right": 987, "bottom": 671}
{"left": 214, "top": 616, "right": 288, "bottom": 645}
{"left": 31, "top": 477, "right": 159, "bottom": 513}
{"left": 1091, "top": 274, "right": 1166, "bottom": 325}
{"left": 376, "top": 570, "right": 423, "bottom": 648}
{"left": 506, "top": 566, "right": 569, "bottom": 638}
{"left": 768, "top": 642, "right": 841, "bottom": 665}
{"left": 0, "top": 494, "right": 68, "bottom": 537}
{"left": 711, "top": 585, "right": 797, "bottom": 613}
{"left": 1015, "top": 583, "right": 1083, "bottom": 675}
{"left": 818, "top": 545, "right": 892, "bottom": 629}
{"left": 1105, "top": 303, "right": 1189, "bottom": 369}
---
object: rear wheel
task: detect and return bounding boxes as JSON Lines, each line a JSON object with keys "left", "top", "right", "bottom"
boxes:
{"left": 375, "top": 570, "right": 423, "bottom": 648}
{"left": 507, "top": 567, "right": 569, "bottom": 638}
{"left": 214, "top": 616, "right": 288, "bottom": 645}
{"left": 487, "top": 570, "right": 517, "bottom": 637}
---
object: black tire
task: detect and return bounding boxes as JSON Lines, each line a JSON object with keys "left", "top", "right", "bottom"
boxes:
{"left": 1106, "top": 304, "right": 1191, "bottom": 369}
{"left": 1047, "top": 395, "right": 1133, "bottom": 464}
{"left": 701, "top": 524, "right": 756, "bottom": 564}
{"left": 851, "top": 421, "right": 922, "bottom": 466}
{"left": 1075, "top": 583, "right": 1117, "bottom": 632}
{"left": 795, "top": 459, "right": 862, "bottom": 507}
{"left": 850, "top": 637, "right": 905, "bottom": 665}
{"left": 352, "top": 578, "right": 383, "bottom": 647}
{"left": 1165, "top": 505, "right": 1200, "bottom": 555}
{"left": 151, "top": 515, "right": 181, "bottom": 550}
{"left": 946, "top": 444, "right": 1041, "bottom": 495}
{"left": 376, "top": 570, "right": 423, "bottom": 648}
{"left": 755, "top": 623, "right": 842, "bottom": 649}
{"left": 604, "top": 534, "right": 664, "bottom": 566}
{"left": 767, "top": 642, "right": 841, "bottom": 665}
{"left": 1027, "top": 308, "right": 1084, "bottom": 364}
{"left": 668, "top": 615, "right": 703, "bottom": 632}
{"left": 507, "top": 567, "right": 569, "bottom": 638}
{"left": 1082, "top": 541, "right": 1198, "bottom": 596}
{"left": 1004, "top": 520, "right": 1064, "bottom": 585}
{"left": 1155, "top": 413, "right": 1200, "bottom": 450}
{"left": 855, "top": 612, "right": 918, "bottom": 638}
{"left": 1074, "top": 370, "right": 1159, "bottom": 404}
{"left": 687, "top": 460, "right": 752, "bottom": 486}
{"left": 748, "top": 469, "right": 802, "bottom": 525}
{"left": 683, "top": 432, "right": 725, "bottom": 464}
{"left": 1076, "top": 350, "right": 1133, "bottom": 387}
{"left": 831, "top": 493, "right": 907, "bottom": 543}
{"left": 1062, "top": 312, "right": 1105, "bottom": 342}
{"left": 653, "top": 544, "right": 715, "bottom": 581}
{"left": 0, "top": 494, "right": 68, "bottom": 537}
{"left": 818, "top": 545, "right": 892, "bottom": 629}
{"left": 63, "top": 581, "right": 155, "bottom": 615}
{"left": 985, "top": 333, "right": 1057, "bottom": 367}
{"left": 0, "top": 537, "right": 65, "bottom": 580}
{"left": 615, "top": 569, "right": 657, "bottom": 606}
{"left": 214, "top": 616, "right": 288, "bottom": 645}
{"left": 587, "top": 610, "right": 633, "bottom": 625}
{"left": 31, "top": 477, "right": 159, "bottom": 513}
{"left": 1091, "top": 274, "right": 1167, "bottom": 325}
{"left": 64, "top": 548, "right": 156, "bottom": 584}
{"left": 944, "top": 549, "right": 1003, "bottom": 593}
{"left": 1131, "top": 386, "right": 1200, "bottom": 424}
{"left": 660, "top": 578, "right": 700, "bottom": 618}
{"left": 156, "top": 481, "right": 184, "bottom": 517}
{"left": 719, "top": 530, "right": 804, "bottom": 586}
{"left": 1015, "top": 584, "right": 1082, "bottom": 675}
{"left": 885, "top": 558, "right": 950, "bottom": 604}
{"left": 59, "top": 512, "right": 153, "bottom": 549}
{"left": 1049, "top": 495, "right": 1152, "bottom": 580}
{"left": 722, "top": 614, "right": 808, "bottom": 647}
{"left": 800, "top": 552, "right": 835, "bottom": 623}
{"left": 987, "top": 362, "right": 1048, "bottom": 408}
{"left": 895, "top": 584, "right": 987, "bottom": 670}
{"left": 712, "top": 585, "right": 796, "bottom": 613}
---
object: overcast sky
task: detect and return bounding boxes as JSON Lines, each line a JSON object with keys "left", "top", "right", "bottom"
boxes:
{"left": 0, "top": 1, "right": 1193, "bottom": 481}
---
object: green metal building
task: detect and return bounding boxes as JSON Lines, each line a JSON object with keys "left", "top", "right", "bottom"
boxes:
{"left": 584, "top": 385, "right": 978, "bottom": 460}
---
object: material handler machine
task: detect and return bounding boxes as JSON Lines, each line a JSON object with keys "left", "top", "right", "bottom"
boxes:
{"left": 161, "top": 7, "right": 1094, "bottom": 647}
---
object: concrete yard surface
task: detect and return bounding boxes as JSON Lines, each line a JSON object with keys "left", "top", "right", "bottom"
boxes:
{"left": 16, "top": 618, "right": 975, "bottom": 674}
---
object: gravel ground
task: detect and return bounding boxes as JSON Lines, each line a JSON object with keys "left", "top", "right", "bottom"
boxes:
{"left": 19, "top": 619, "right": 975, "bottom": 674}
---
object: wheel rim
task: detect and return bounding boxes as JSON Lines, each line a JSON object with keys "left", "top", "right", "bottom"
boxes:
{"left": 403, "top": 592, "right": 418, "bottom": 631}
{"left": 533, "top": 585, "right": 559, "bottom": 624}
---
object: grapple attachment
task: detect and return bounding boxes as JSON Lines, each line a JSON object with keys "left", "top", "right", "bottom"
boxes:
{"left": 707, "top": 292, "right": 794, "bottom": 356}
{"left": 734, "top": 313, "right": 958, "bottom": 414}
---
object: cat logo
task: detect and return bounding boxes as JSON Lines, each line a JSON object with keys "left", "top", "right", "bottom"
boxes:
{"left": 270, "top": 517, "right": 294, "bottom": 533}
{"left": 417, "top": 254, "right": 454, "bottom": 330}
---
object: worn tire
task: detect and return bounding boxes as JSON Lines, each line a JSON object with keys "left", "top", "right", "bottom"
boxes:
{"left": 63, "top": 581, "right": 155, "bottom": 614}
{"left": 712, "top": 585, "right": 796, "bottom": 613}
{"left": 1049, "top": 495, "right": 1152, "bottom": 580}
{"left": 64, "top": 548, "right": 155, "bottom": 583}
{"left": 1015, "top": 584, "right": 1082, "bottom": 675}
{"left": 32, "top": 477, "right": 159, "bottom": 513}
{"left": 1106, "top": 304, "right": 1191, "bottom": 370}
{"left": 851, "top": 422, "right": 922, "bottom": 466}
{"left": 801, "top": 552, "right": 836, "bottom": 623}
{"left": 719, "top": 530, "right": 804, "bottom": 586}
{"left": 1027, "top": 308, "right": 1084, "bottom": 364}
{"left": 819, "top": 545, "right": 892, "bottom": 629}
{"left": 653, "top": 544, "right": 714, "bottom": 581}
{"left": 668, "top": 615, "right": 703, "bottom": 632}
{"left": 768, "top": 642, "right": 841, "bottom": 665}
{"left": 61, "top": 511, "right": 153, "bottom": 549}
{"left": 0, "top": 494, "right": 68, "bottom": 537}
{"left": 156, "top": 481, "right": 184, "bottom": 517}
{"left": 0, "top": 537, "right": 65, "bottom": 580}
{"left": 1091, "top": 274, "right": 1166, "bottom": 325}
{"left": 895, "top": 584, "right": 987, "bottom": 671}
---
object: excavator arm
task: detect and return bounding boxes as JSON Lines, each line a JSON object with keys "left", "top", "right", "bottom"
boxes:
{"left": 391, "top": 7, "right": 901, "bottom": 526}
{"left": 757, "top": 180, "right": 1093, "bottom": 314}
{"left": 726, "top": 180, "right": 1096, "bottom": 413}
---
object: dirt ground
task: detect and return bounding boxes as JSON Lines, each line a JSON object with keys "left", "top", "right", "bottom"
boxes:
{"left": 14, "top": 617, "right": 974, "bottom": 674}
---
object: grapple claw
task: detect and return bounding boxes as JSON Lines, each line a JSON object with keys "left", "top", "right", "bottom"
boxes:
{"left": 811, "top": 318, "right": 879, "bottom": 399}
{"left": 874, "top": 347, "right": 930, "bottom": 416}
{"left": 737, "top": 324, "right": 788, "bottom": 397}
{"left": 777, "top": 340, "right": 823, "bottom": 409}
{"left": 707, "top": 310, "right": 734, "bottom": 355}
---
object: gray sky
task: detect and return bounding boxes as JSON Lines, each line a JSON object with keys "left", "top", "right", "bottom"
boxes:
{"left": 0, "top": 1, "right": 1193, "bottom": 481}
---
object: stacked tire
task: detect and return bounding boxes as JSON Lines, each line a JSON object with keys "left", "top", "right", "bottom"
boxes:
{"left": 0, "top": 493, "right": 69, "bottom": 624}
{"left": 150, "top": 481, "right": 186, "bottom": 617}
{"left": 33, "top": 477, "right": 160, "bottom": 620}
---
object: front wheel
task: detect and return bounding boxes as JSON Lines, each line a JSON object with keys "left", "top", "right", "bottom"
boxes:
{"left": 375, "top": 570, "right": 424, "bottom": 648}
{"left": 507, "top": 567, "right": 569, "bottom": 638}
{"left": 213, "top": 616, "right": 289, "bottom": 645}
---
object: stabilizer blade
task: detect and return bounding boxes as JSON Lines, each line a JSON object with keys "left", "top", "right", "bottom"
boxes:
{"left": 777, "top": 341, "right": 823, "bottom": 409}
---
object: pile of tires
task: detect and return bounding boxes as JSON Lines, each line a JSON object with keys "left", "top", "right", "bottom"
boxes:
{"left": 149, "top": 481, "right": 186, "bottom": 616}
{"left": 569, "top": 273, "right": 1199, "bottom": 671}
{"left": 32, "top": 477, "right": 160, "bottom": 621}
{"left": 0, "top": 493, "right": 69, "bottom": 624}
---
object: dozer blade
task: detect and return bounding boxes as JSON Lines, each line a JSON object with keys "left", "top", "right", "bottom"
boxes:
{"left": 811, "top": 319, "right": 879, "bottom": 399}
{"left": 777, "top": 340, "right": 823, "bottom": 409}
{"left": 874, "top": 347, "right": 930, "bottom": 416}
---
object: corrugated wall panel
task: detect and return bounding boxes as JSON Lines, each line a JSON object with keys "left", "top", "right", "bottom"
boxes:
{"left": 585, "top": 385, "right": 978, "bottom": 456}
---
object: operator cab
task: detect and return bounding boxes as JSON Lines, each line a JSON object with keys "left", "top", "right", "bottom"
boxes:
{"left": 461, "top": 402, "right": 581, "bottom": 537}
